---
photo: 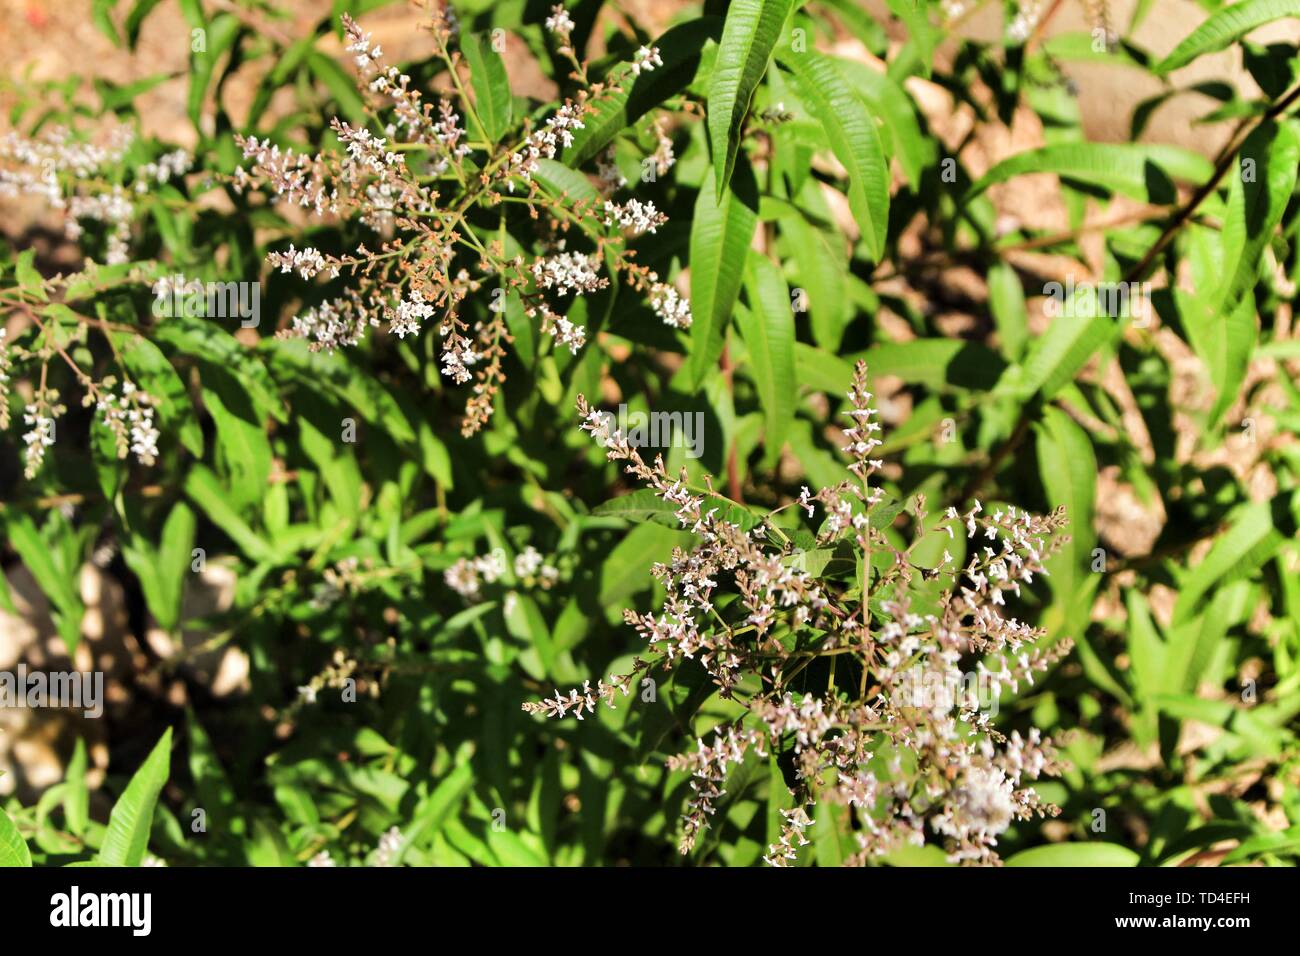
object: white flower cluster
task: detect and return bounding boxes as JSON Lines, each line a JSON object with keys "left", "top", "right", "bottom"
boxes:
{"left": 446, "top": 546, "right": 559, "bottom": 601}
{"left": 444, "top": 550, "right": 508, "bottom": 600}
{"left": 649, "top": 280, "right": 692, "bottom": 328}
{"left": 0, "top": 329, "right": 11, "bottom": 431}
{"left": 1007, "top": 0, "right": 1044, "bottom": 42}
{"left": 529, "top": 303, "right": 587, "bottom": 354}
{"left": 95, "top": 380, "right": 160, "bottom": 467}
{"left": 506, "top": 102, "right": 587, "bottom": 186}
{"left": 532, "top": 251, "right": 607, "bottom": 295}
{"left": 440, "top": 333, "right": 478, "bottom": 385}
{"left": 388, "top": 289, "right": 436, "bottom": 339}
{"left": 544, "top": 5, "right": 575, "bottom": 36}
{"left": 21, "top": 391, "right": 64, "bottom": 479}
{"left": 336, "top": 122, "right": 400, "bottom": 175}
{"left": 287, "top": 296, "right": 377, "bottom": 352}
{"left": 630, "top": 46, "right": 662, "bottom": 76}
{"left": 372, "top": 826, "right": 403, "bottom": 867}
{"left": 134, "top": 149, "right": 192, "bottom": 192}
{"left": 603, "top": 198, "right": 666, "bottom": 235}
{"left": 0, "top": 122, "right": 133, "bottom": 179}
{"left": 66, "top": 187, "right": 134, "bottom": 263}
{"left": 267, "top": 243, "right": 331, "bottom": 281}
{"left": 522, "top": 674, "right": 634, "bottom": 721}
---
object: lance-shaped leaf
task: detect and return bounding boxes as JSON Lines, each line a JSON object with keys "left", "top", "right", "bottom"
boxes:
{"left": 462, "top": 32, "right": 513, "bottom": 143}
{"left": 562, "top": 18, "right": 721, "bottom": 168}
{"left": 0, "top": 806, "right": 31, "bottom": 867}
{"left": 1215, "top": 120, "right": 1300, "bottom": 316}
{"left": 99, "top": 727, "right": 173, "bottom": 867}
{"left": 708, "top": 0, "right": 793, "bottom": 196}
{"left": 969, "top": 142, "right": 1213, "bottom": 203}
{"left": 738, "top": 254, "right": 796, "bottom": 457}
{"left": 687, "top": 161, "right": 759, "bottom": 389}
{"left": 1035, "top": 406, "right": 1096, "bottom": 634}
{"left": 1156, "top": 0, "right": 1300, "bottom": 74}
{"left": 1180, "top": 292, "right": 1256, "bottom": 428}
{"left": 778, "top": 51, "right": 890, "bottom": 261}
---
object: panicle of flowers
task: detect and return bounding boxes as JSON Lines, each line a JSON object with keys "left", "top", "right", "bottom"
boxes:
{"left": 92, "top": 378, "right": 160, "bottom": 466}
{"left": 505, "top": 100, "right": 589, "bottom": 186}
{"left": 445, "top": 545, "right": 560, "bottom": 602}
{"left": 21, "top": 388, "right": 65, "bottom": 479}
{"left": 0, "top": 329, "right": 12, "bottom": 431}
{"left": 630, "top": 46, "right": 663, "bottom": 76}
{"left": 267, "top": 243, "right": 332, "bottom": 281}
{"left": 283, "top": 293, "right": 377, "bottom": 352}
{"left": 603, "top": 198, "right": 666, "bottom": 235}
{"left": 372, "top": 826, "right": 403, "bottom": 867}
{"left": 528, "top": 302, "right": 587, "bottom": 353}
{"left": 531, "top": 251, "right": 607, "bottom": 295}
{"left": 233, "top": 13, "right": 689, "bottom": 438}
{"left": 521, "top": 673, "right": 634, "bottom": 721}
{"left": 528, "top": 362, "right": 1073, "bottom": 864}
{"left": 665, "top": 726, "right": 767, "bottom": 853}
{"left": 544, "top": 5, "right": 575, "bottom": 39}
{"left": 134, "top": 149, "right": 192, "bottom": 192}
{"left": 764, "top": 803, "right": 814, "bottom": 866}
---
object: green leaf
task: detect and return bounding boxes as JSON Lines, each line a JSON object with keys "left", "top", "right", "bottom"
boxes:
{"left": 306, "top": 50, "right": 366, "bottom": 125}
{"left": 153, "top": 316, "right": 285, "bottom": 422}
{"left": 1172, "top": 501, "right": 1280, "bottom": 625}
{"left": 66, "top": 738, "right": 90, "bottom": 836}
{"left": 187, "top": 14, "right": 241, "bottom": 130}
{"left": 462, "top": 32, "right": 512, "bottom": 143}
{"left": 1217, "top": 120, "right": 1300, "bottom": 315}
{"left": 829, "top": 58, "right": 932, "bottom": 187}
{"left": 487, "top": 828, "right": 547, "bottom": 866}
{"left": 738, "top": 255, "right": 796, "bottom": 457}
{"left": 969, "top": 143, "right": 1214, "bottom": 203}
{"left": 1035, "top": 406, "right": 1097, "bottom": 633}
{"left": 561, "top": 18, "right": 721, "bottom": 168}
{"left": 0, "top": 806, "right": 32, "bottom": 867}
{"left": 125, "top": 0, "right": 165, "bottom": 49}
{"left": 1006, "top": 842, "right": 1140, "bottom": 866}
{"left": 778, "top": 210, "right": 849, "bottom": 349}
{"left": 708, "top": 0, "right": 794, "bottom": 195}
{"left": 532, "top": 158, "right": 600, "bottom": 206}
{"left": 599, "top": 522, "right": 686, "bottom": 606}
{"left": 1156, "top": 0, "right": 1300, "bottom": 74}
{"left": 987, "top": 261, "right": 1028, "bottom": 361}
{"left": 687, "top": 160, "right": 759, "bottom": 389}
{"left": 5, "top": 514, "right": 84, "bottom": 655}
{"left": 99, "top": 727, "right": 173, "bottom": 867}
{"left": 15, "top": 250, "right": 47, "bottom": 301}
{"left": 1003, "top": 305, "right": 1114, "bottom": 402}
{"left": 1180, "top": 292, "right": 1256, "bottom": 428}
{"left": 859, "top": 339, "right": 1006, "bottom": 390}
{"left": 183, "top": 465, "right": 277, "bottom": 563}
{"left": 778, "top": 51, "right": 890, "bottom": 261}
{"left": 201, "top": 370, "right": 272, "bottom": 512}
{"left": 92, "top": 0, "right": 121, "bottom": 47}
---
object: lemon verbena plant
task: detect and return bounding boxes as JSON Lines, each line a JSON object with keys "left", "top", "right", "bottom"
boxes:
{"left": 1, "top": 0, "right": 1300, "bottom": 871}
